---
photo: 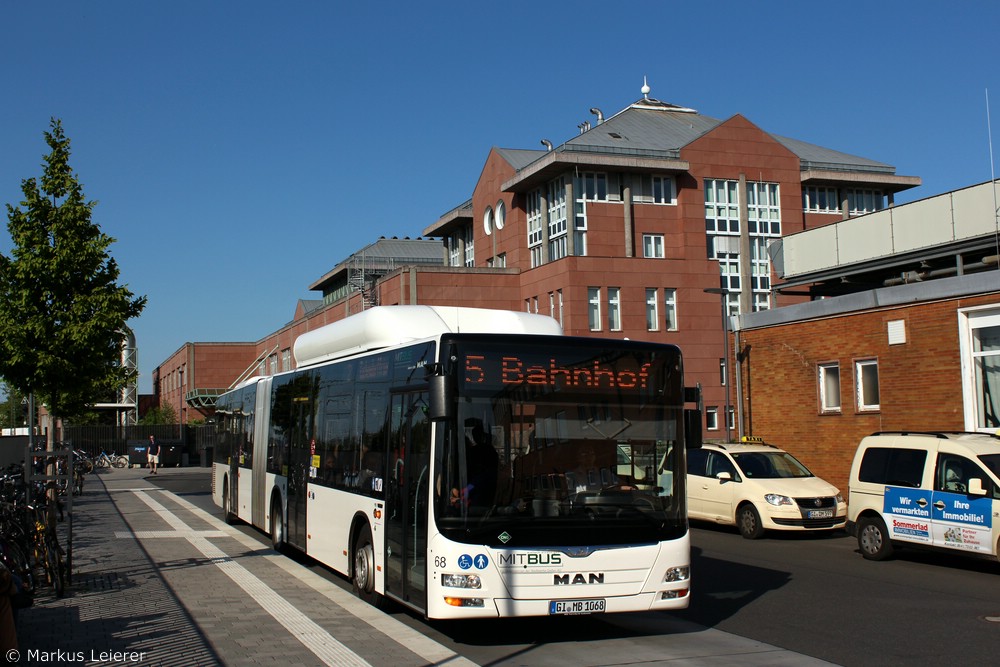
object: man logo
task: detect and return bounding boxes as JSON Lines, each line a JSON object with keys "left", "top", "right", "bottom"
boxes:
{"left": 554, "top": 573, "right": 604, "bottom": 585}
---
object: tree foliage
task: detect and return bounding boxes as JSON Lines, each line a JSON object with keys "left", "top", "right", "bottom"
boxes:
{"left": 0, "top": 119, "right": 146, "bottom": 419}
{"left": 138, "top": 402, "right": 178, "bottom": 426}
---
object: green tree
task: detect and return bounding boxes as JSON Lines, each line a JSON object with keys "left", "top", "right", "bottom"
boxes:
{"left": 139, "top": 402, "right": 178, "bottom": 425}
{"left": 0, "top": 119, "right": 146, "bottom": 423}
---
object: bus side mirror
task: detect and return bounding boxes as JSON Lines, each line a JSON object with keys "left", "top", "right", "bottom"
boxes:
{"left": 684, "top": 409, "right": 702, "bottom": 449}
{"left": 428, "top": 368, "right": 453, "bottom": 422}
{"left": 968, "top": 477, "right": 987, "bottom": 496}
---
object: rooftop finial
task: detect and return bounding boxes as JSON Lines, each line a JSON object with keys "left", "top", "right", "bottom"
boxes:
{"left": 641, "top": 76, "right": 650, "bottom": 100}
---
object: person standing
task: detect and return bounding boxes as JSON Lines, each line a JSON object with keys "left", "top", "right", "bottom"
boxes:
{"left": 147, "top": 435, "right": 160, "bottom": 475}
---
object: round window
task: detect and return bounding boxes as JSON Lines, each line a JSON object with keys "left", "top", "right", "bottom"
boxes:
{"left": 483, "top": 206, "right": 494, "bottom": 235}
{"left": 495, "top": 200, "right": 506, "bottom": 230}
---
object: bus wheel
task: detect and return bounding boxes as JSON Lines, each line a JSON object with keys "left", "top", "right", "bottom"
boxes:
{"left": 222, "top": 478, "right": 235, "bottom": 525}
{"left": 270, "top": 497, "right": 285, "bottom": 552}
{"left": 352, "top": 526, "right": 384, "bottom": 609}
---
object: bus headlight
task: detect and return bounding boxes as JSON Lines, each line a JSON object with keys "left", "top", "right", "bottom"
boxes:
{"left": 442, "top": 573, "right": 482, "bottom": 589}
{"left": 663, "top": 566, "right": 690, "bottom": 582}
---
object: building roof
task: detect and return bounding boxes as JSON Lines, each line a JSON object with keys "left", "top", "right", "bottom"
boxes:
{"left": 308, "top": 237, "right": 442, "bottom": 292}
{"left": 430, "top": 88, "right": 919, "bottom": 230}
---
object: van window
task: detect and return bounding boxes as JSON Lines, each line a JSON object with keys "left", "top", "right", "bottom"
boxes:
{"left": 858, "top": 447, "right": 926, "bottom": 487}
{"left": 941, "top": 454, "right": 1000, "bottom": 499}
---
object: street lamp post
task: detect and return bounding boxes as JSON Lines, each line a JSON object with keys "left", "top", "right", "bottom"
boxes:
{"left": 704, "top": 287, "right": 731, "bottom": 442}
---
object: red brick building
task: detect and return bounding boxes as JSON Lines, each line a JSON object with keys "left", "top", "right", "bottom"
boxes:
{"left": 731, "top": 180, "right": 1000, "bottom": 490}
{"left": 154, "top": 85, "right": 921, "bottom": 441}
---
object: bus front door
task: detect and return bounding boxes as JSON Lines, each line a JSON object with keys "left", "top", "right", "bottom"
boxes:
{"left": 384, "top": 392, "right": 430, "bottom": 610}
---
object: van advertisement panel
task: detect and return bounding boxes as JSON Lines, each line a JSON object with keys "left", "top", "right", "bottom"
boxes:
{"left": 882, "top": 487, "right": 931, "bottom": 543}
{"left": 931, "top": 491, "right": 993, "bottom": 554}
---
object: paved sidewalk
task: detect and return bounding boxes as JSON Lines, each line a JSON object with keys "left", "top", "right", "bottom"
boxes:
{"left": 13, "top": 466, "right": 474, "bottom": 667}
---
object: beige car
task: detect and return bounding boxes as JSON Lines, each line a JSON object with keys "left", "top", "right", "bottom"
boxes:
{"left": 686, "top": 439, "right": 847, "bottom": 539}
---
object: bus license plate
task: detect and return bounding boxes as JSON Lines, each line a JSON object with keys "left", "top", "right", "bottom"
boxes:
{"left": 807, "top": 509, "right": 833, "bottom": 519}
{"left": 550, "top": 599, "right": 606, "bottom": 615}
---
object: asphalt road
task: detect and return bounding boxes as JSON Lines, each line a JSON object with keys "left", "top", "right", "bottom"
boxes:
{"left": 157, "top": 470, "right": 1000, "bottom": 666}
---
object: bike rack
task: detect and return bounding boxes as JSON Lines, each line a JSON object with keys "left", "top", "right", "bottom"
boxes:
{"left": 25, "top": 446, "right": 75, "bottom": 586}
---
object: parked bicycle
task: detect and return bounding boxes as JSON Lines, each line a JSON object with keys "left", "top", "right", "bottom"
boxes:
{"left": 94, "top": 450, "right": 129, "bottom": 469}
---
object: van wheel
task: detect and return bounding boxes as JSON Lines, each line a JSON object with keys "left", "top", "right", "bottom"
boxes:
{"left": 858, "top": 516, "right": 894, "bottom": 560}
{"left": 352, "top": 526, "right": 385, "bottom": 609}
{"left": 737, "top": 503, "right": 765, "bottom": 539}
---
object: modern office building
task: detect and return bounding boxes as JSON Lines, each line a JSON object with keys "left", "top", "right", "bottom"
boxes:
{"left": 154, "top": 82, "right": 922, "bottom": 441}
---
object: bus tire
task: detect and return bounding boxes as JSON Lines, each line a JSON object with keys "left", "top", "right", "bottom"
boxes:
{"left": 270, "top": 495, "right": 285, "bottom": 553}
{"left": 352, "top": 526, "right": 385, "bottom": 609}
{"left": 222, "top": 477, "right": 235, "bottom": 525}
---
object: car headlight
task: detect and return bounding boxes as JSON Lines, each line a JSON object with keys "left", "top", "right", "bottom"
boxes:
{"left": 764, "top": 494, "right": 793, "bottom": 506}
{"left": 836, "top": 493, "right": 845, "bottom": 504}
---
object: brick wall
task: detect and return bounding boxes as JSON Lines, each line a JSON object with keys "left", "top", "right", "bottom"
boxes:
{"left": 735, "top": 294, "right": 1000, "bottom": 492}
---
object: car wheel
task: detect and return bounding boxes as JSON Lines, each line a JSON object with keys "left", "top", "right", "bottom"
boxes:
{"left": 858, "top": 515, "right": 894, "bottom": 561}
{"left": 737, "top": 503, "right": 765, "bottom": 539}
{"left": 352, "top": 525, "right": 385, "bottom": 609}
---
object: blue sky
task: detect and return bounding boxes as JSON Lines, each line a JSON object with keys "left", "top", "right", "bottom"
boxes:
{"left": 2, "top": 1, "right": 999, "bottom": 396}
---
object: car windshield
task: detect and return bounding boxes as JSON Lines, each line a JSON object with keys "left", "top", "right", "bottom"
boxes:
{"left": 979, "top": 454, "right": 1000, "bottom": 480}
{"left": 731, "top": 451, "right": 814, "bottom": 479}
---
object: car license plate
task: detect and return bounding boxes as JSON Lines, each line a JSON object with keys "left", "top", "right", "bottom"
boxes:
{"left": 807, "top": 509, "right": 833, "bottom": 519}
{"left": 550, "top": 599, "right": 606, "bottom": 615}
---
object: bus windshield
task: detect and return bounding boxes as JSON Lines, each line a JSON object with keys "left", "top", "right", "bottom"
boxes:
{"left": 434, "top": 336, "right": 687, "bottom": 547}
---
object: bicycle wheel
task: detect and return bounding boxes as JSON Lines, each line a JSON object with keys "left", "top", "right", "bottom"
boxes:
{"left": 44, "top": 541, "right": 65, "bottom": 597}
{"left": 95, "top": 456, "right": 110, "bottom": 469}
{"left": 113, "top": 456, "right": 128, "bottom": 469}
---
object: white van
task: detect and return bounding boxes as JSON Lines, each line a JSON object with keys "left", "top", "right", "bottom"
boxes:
{"left": 846, "top": 431, "right": 1000, "bottom": 561}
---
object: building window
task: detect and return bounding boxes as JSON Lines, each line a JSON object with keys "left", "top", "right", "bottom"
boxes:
{"left": 706, "top": 406, "right": 719, "bottom": 431}
{"left": 527, "top": 189, "right": 543, "bottom": 268}
{"left": 269, "top": 353, "right": 278, "bottom": 376}
{"left": 633, "top": 174, "right": 676, "bottom": 204}
{"left": 856, "top": 359, "right": 880, "bottom": 411}
{"left": 819, "top": 363, "right": 841, "bottom": 413}
{"left": 495, "top": 200, "right": 506, "bottom": 230}
{"left": 643, "top": 234, "right": 665, "bottom": 258}
{"left": 447, "top": 235, "right": 461, "bottom": 267}
{"left": 704, "top": 179, "right": 740, "bottom": 234}
{"left": 847, "top": 189, "right": 885, "bottom": 214}
{"left": 961, "top": 308, "right": 1000, "bottom": 430}
{"left": 664, "top": 288, "right": 678, "bottom": 331}
{"left": 645, "top": 288, "right": 659, "bottom": 331}
{"left": 557, "top": 289, "right": 564, "bottom": 327}
{"left": 463, "top": 226, "right": 474, "bottom": 267}
{"left": 588, "top": 287, "right": 601, "bottom": 331}
{"left": 803, "top": 186, "right": 840, "bottom": 213}
{"left": 747, "top": 182, "right": 781, "bottom": 236}
{"left": 720, "top": 358, "right": 727, "bottom": 386}
{"left": 548, "top": 177, "right": 568, "bottom": 261}
{"left": 281, "top": 348, "right": 292, "bottom": 372}
{"left": 576, "top": 172, "right": 608, "bottom": 201}
{"left": 483, "top": 206, "right": 494, "bottom": 235}
{"left": 705, "top": 179, "right": 780, "bottom": 314}
{"left": 608, "top": 287, "right": 621, "bottom": 331}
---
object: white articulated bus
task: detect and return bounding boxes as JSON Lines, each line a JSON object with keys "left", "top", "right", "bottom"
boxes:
{"left": 212, "top": 305, "right": 701, "bottom": 619}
